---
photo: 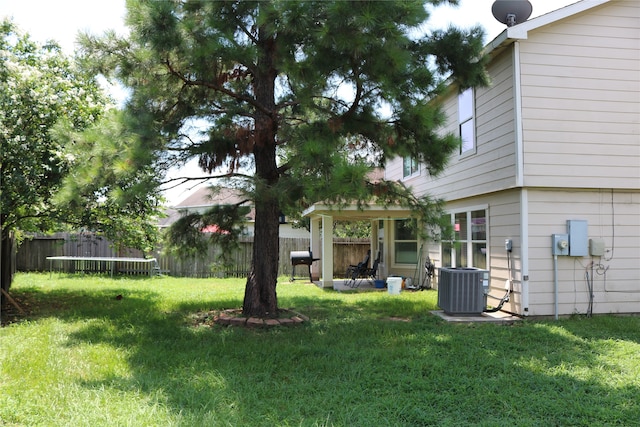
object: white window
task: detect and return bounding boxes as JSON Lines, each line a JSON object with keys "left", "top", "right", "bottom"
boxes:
{"left": 441, "top": 209, "right": 487, "bottom": 269}
{"left": 394, "top": 219, "right": 418, "bottom": 264}
{"left": 402, "top": 156, "right": 419, "bottom": 178}
{"left": 458, "top": 88, "right": 475, "bottom": 154}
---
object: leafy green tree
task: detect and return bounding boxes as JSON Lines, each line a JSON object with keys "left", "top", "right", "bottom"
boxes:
{"left": 81, "top": 0, "right": 487, "bottom": 317}
{"left": 1, "top": 22, "right": 162, "bottom": 301}
{"left": 0, "top": 20, "right": 106, "bottom": 293}
{"left": 52, "top": 109, "right": 163, "bottom": 255}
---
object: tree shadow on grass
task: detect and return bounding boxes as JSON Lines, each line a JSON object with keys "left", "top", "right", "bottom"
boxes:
{"left": 558, "top": 314, "right": 640, "bottom": 345}
{"left": 6, "top": 279, "right": 639, "bottom": 426}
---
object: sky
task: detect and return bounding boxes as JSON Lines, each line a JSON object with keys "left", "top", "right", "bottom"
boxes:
{"left": 0, "top": 0, "right": 581, "bottom": 51}
{"left": 1, "top": 0, "right": 579, "bottom": 203}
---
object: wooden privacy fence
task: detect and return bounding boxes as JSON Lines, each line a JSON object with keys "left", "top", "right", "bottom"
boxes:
{"left": 17, "top": 233, "right": 370, "bottom": 279}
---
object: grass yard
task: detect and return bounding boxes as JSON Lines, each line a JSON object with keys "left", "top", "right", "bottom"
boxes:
{"left": 1, "top": 273, "right": 639, "bottom": 426}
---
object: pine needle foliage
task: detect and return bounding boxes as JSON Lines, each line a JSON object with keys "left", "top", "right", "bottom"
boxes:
{"left": 79, "top": 0, "right": 488, "bottom": 316}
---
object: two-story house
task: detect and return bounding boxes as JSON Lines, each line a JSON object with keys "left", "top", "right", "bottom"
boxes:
{"left": 305, "top": 0, "right": 639, "bottom": 317}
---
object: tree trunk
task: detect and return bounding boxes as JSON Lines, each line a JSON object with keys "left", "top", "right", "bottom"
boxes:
{"left": 0, "top": 224, "right": 15, "bottom": 310}
{"left": 243, "top": 143, "right": 280, "bottom": 318}
{"left": 242, "top": 197, "right": 280, "bottom": 318}
{"left": 242, "top": 14, "right": 281, "bottom": 318}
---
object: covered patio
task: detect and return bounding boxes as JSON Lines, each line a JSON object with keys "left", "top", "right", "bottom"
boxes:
{"left": 303, "top": 203, "right": 419, "bottom": 289}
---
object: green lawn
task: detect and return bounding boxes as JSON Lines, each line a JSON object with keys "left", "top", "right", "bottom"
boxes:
{"left": 1, "top": 273, "right": 638, "bottom": 426}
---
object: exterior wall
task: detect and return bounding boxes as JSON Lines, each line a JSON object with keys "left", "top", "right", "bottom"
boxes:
{"left": 428, "top": 187, "right": 640, "bottom": 317}
{"left": 279, "top": 224, "right": 315, "bottom": 239}
{"left": 526, "top": 188, "right": 640, "bottom": 316}
{"left": 415, "top": 3, "right": 640, "bottom": 188}
{"left": 375, "top": 218, "right": 421, "bottom": 283}
{"left": 384, "top": 1, "right": 640, "bottom": 316}
{"left": 426, "top": 190, "right": 525, "bottom": 315}
{"left": 520, "top": 1, "right": 640, "bottom": 189}
{"left": 386, "top": 47, "right": 518, "bottom": 202}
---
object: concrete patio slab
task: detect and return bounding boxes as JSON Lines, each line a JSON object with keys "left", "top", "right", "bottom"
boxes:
{"left": 431, "top": 310, "right": 521, "bottom": 325}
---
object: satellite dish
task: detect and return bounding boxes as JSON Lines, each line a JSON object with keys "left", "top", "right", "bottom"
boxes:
{"left": 492, "top": 0, "right": 533, "bottom": 27}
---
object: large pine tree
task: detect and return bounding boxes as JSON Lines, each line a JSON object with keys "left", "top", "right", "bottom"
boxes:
{"left": 81, "top": 0, "right": 487, "bottom": 317}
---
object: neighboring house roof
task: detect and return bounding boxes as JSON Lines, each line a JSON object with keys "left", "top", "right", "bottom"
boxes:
{"left": 175, "top": 186, "right": 248, "bottom": 209}
{"left": 157, "top": 207, "right": 180, "bottom": 228}
{"left": 164, "top": 186, "right": 311, "bottom": 239}
{"left": 366, "top": 167, "right": 385, "bottom": 183}
{"left": 173, "top": 186, "right": 255, "bottom": 221}
{"left": 178, "top": 168, "right": 385, "bottom": 222}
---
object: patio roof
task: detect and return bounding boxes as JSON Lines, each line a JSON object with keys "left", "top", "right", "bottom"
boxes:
{"left": 303, "top": 203, "right": 412, "bottom": 221}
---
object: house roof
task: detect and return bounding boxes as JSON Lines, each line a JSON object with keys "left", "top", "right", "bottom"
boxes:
{"left": 175, "top": 186, "right": 249, "bottom": 209}
{"left": 485, "top": 0, "right": 611, "bottom": 55}
{"left": 179, "top": 168, "right": 386, "bottom": 222}
{"left": 157, "top": 207, "right": 180, "bottom": 228}
{"left": 172, "top": 186, "right": 256, "bottom": 222}
{"left": 303, "top": 203, "right": 412, "bottom": 221}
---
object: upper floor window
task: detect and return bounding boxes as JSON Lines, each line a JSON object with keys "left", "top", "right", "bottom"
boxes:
{"left": 458, "top": 88, "right": 475, "bottom": 154}
{"left": 403, "top": 156, "right": 419, "bottom": 178}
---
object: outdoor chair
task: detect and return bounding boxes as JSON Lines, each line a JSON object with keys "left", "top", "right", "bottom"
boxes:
{"left": 344, "top": 250, "right": 370, "bottom": 288}
{"left": 344, "top": 250, "right": 380, "bottom": 288}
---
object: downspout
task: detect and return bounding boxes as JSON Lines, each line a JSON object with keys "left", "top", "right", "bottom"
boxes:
{"left": 520, "top": 190, "right": 530, "bottom": 316}
{"left": 553, "top": 253, "right": 559, "bottom": 320}
{"left": 514, "top": 41, "right": 524, "bottom": 189}
{"left": 513, "top": 40, "right": 530, "bottom": 316}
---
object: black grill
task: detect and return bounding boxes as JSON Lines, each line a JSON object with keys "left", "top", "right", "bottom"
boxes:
{"left": 290, "top": 249, "right": 319, "bottom": 282}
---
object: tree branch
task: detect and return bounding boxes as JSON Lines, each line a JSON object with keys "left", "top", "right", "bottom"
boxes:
{"left": 161, "top": 172, "right": 253, "bottom": 190}
{"left": 235, "top": 15, "right": 259, "bottom": 46}
{"left": 345, "top": 66, "right": 364, "bottom": 118}
{"left": 1, "top": 212, "right": 53, "bottom": 232}
{"left": 163, "top": 59, "right": 271, "bottom": 118}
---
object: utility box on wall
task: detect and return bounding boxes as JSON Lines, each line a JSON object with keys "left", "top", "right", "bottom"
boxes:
{"left": 552, "top": 234, "right": 569, "bottom": 256}
{"left": 567, "top": 220, "right": 588, "bottom": 257}
{"left": 589, "top": 238, "right": 606, "bottom": 257}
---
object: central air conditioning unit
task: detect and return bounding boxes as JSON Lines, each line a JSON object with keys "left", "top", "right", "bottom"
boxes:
{"left": 437, "top": 267, "right": 489, "bottom": 315}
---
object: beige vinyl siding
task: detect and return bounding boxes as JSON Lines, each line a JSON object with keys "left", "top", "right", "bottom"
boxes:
{"left": 411, "top": 48, "right": 518, "bottom": 201}
{"left": 386, "top": 0, "right": 639, "bottom": 318}
{"left": 526, "top": 188, "right": 639, "bottom": 316}
{"left": 433, "top": 190, "right": 525, "bottom": 315}
{"left": 484, "top": 191, "right": 523, "bottom": 315}
{"left": 383, "top": 156, "right": 403, "bottom": 183}
{"left": 519, "top": 1, "right": 640, "bottom": 190}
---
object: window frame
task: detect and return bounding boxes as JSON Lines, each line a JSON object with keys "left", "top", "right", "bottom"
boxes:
{"left": 441, "top": 206, "right": 488, "bottom": 269}
{"left": 458, "top": 87, "right": 476, "bottom": 156}
{"left": 402, "top": 155, "right": 419, "bottom": 179}
{"left": 393, "top": 219, "right": 418, "bottom": 265}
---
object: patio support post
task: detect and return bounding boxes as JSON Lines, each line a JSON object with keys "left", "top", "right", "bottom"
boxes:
{"left": 321, "top": 215, "right": 334, "bottom": 288}
{"left": 370, "top": 219, "right": 381, "bottom": 278}
{"left": 310, "top": 216, "right": 321, "bottom": 283}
